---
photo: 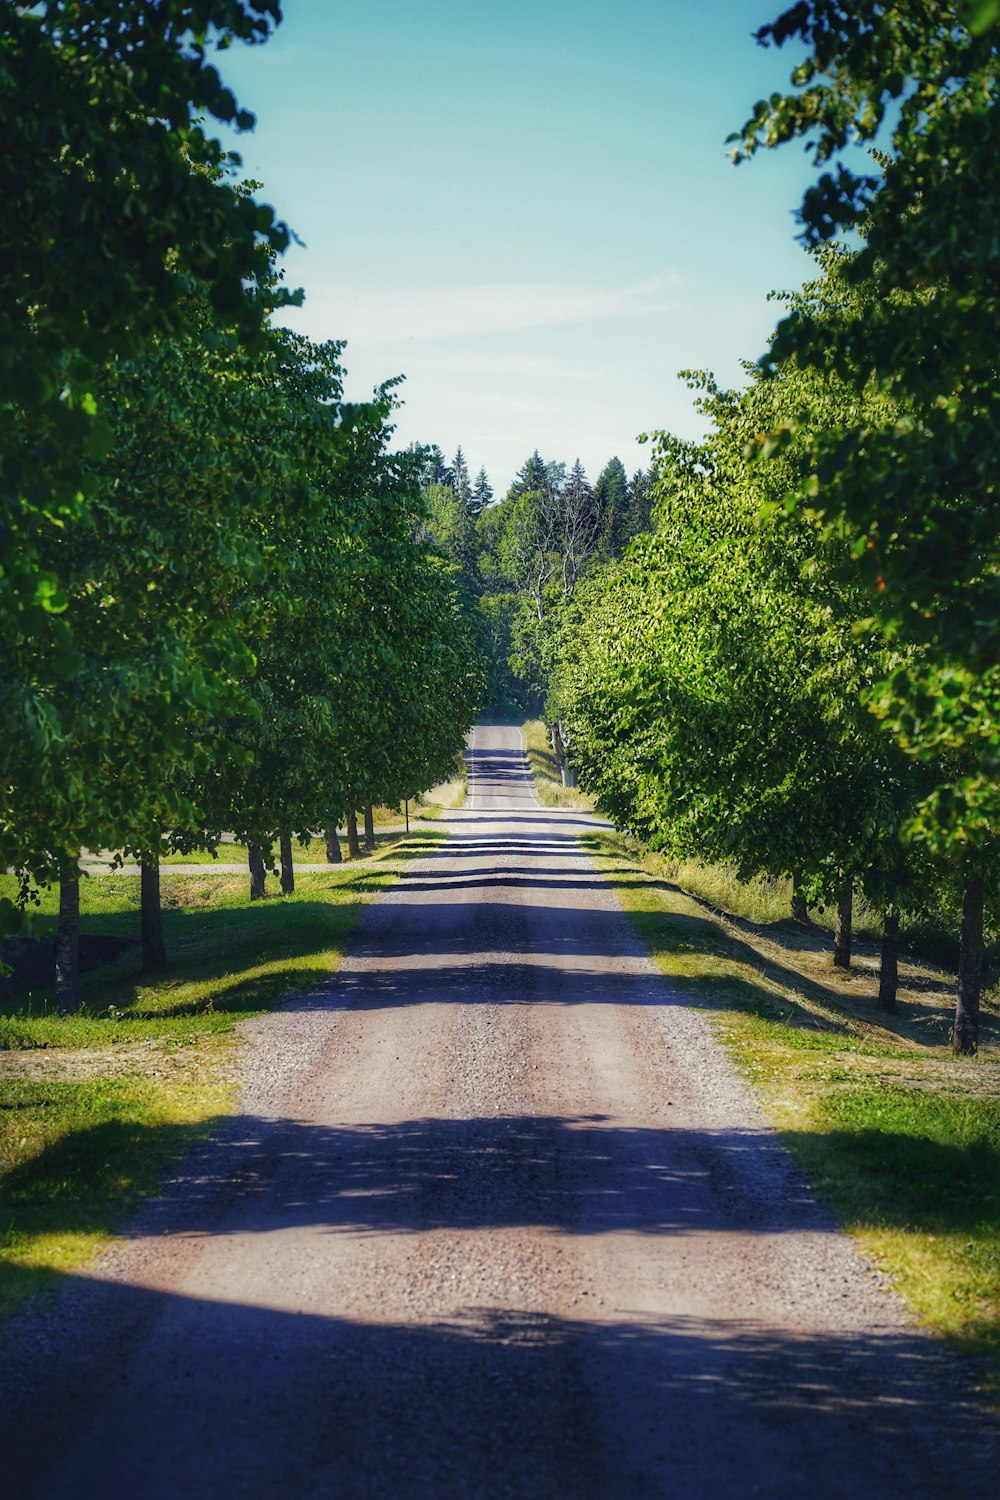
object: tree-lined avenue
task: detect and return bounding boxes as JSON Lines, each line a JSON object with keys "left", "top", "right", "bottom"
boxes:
{"left": 0, "top": 725, "right": 995, "bottom": 1498}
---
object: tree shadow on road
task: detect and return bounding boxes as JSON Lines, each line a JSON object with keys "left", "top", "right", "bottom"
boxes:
{"left": 1, "top": 1267, "right": 995, "bottom": 1500}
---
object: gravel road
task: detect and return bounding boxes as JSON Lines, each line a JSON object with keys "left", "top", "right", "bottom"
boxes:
{"left": 1, "top": 724, "right": 996, "bottom": 1498}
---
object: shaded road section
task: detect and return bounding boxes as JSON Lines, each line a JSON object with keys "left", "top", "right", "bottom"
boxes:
{"left": 1, "top": 725, "right": 996, "bottom": 1497}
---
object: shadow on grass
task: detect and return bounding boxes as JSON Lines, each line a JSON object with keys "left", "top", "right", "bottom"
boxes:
{"left": 586, "top": 842, "right": 965, "bottom": 1049}
{"left": 0, "top": 1099, "right": 230, "bottom": 1320}
{"left": 587, "top": 901, "right": 886, "bottom": 1039}
{"left": 0, "top": 901, "right": 367, "bottom": 1024}
{"left": 2, "top": 833, "right": 446, "bottom": 1025}
{"left": 778, "top": 1123, "right": 1000, "bottom": 1239}
{"left": 119, "top": 897, "right": 375, "bottom": 1020}
{"left": 526, "top": 743, "right": 560, "bottom": 779}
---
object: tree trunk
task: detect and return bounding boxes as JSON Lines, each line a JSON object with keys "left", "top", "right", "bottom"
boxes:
{"left": 56, "top": 873, "right": 80, "bottom": 1013}
{"left": 833, "top": 885, "right": 853, "bottom": 969}
{"left": 550, "top": 723, "right": 566, "bottom": 777}
{"left": 140, "top": 855, "right": 167, "bottom": 970}
{"left": 325, "top": 821, "right": 342, "bottom": 864}
{"left": 248, "top": 842, "right": 267, "bottom": 901}
{"left": 279, "top": 830, "right": 294, "bottom": 895}
{"left": 553, "top": 718, "right": 576, "bottom": 786}
{"left": 952, "top": 874, "right": 984, "bottom": 1056}
{"left": 346, "top": 810, "right": 361, "bottom": 860}
{"left": 364, "top": 803, "right": 376, "bottom": 852}
{"left": 878, "top": 912, "right": 899, "bottom": 1013}
{"left": 791, "top": 871, "right": 808, "bottom": 923}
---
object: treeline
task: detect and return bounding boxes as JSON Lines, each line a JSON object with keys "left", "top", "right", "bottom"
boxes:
{"left": 2, "top": 2, "right": 484, "bottom": 1009}
{"left": 470, "top": 3, "right": 1000, "bottom": 1053}
{"left": 417, "top": 445, "right": 654, "bottom": 718}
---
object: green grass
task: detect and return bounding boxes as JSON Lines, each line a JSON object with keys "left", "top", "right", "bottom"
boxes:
{"left": 0, "top": 1069, "right": 231, "bottom": 1317}
{"left": 0, "top": 830, "right": 446, "bottom": 1316}
{"left": 2, "top": 842, "right": 446, "bottom": 1049}
{"left": 585, "top": 826, "right": 1000, "bottom": 1384}
{"left": 625, "top": 845, "right": 886, "bottom": 936}
{"left": 522, "top": 719, "right": 596, "bottom": 810}
{"left": 412, "top": 768, "right": 468, "bottom": 818}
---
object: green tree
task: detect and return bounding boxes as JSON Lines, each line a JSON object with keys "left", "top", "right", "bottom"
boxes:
{"left": 423, "top": 483, "right": 479, "bottom": 599}
{"left": 451, "top": 446, "right": 472, "bottom": 510}
{"left": 560, "top": 318, "right": 939, "bottom": 1010}
{"left": 627, "top": 468, "right": 655, "bottom": 538}
{"left": 733, "top": 0, "right": 999, "bottom": 1047}
{"left": 592, "top": 457, "right": 630, "bottom": 560}
{"left": 1, "top": 0, "right": 293, "bottom": 940}
{"left": 471, "top": 467, "right": 494, "bottom": 515}
{"left": 508, "top": 450, "right": 558, "bottom": 501}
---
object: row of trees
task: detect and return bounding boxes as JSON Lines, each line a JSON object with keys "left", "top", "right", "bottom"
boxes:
{"left": 2, "top": 2, "right": 484, "bottom": 1008}
{"left": 506, "top": 2, "right": 998, "bottom": 1053}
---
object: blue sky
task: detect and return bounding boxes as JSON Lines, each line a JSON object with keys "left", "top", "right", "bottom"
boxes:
{"left": 218, "top": 0, "right": 817, "bottom": 494}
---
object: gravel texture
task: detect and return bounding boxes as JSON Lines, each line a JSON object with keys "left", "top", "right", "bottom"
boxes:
{"left": 0, "top": 724, "right": 997, "bottom": 1498}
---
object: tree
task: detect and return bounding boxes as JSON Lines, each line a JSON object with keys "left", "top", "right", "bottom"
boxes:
{"left": 452, "top": 446, "right": 472, "bottom": 509}
{"left": 416, "top": 443, "right": 453, "bottom": 489}
{"left": 423, "top": 484, "right": 479, "bottom": 599}
{"left": 627, "top": 469, "right": 655, "bottom": 538}
{"left": 0, "top": 0, "right": 293, "bottom": 940}
{"left": 558, "top": 459, "right": 598, "bottom": 595}
{"left": 509, "top": 450, "right": 555, "bottom": 501}
{"left": 733, "top": 0, "right": 1000, "bottom": 1047}
{"left": 17, "top": 314, "right": 342, "bottom": 997}
{"left": 558, "top": 293, "right": 939, "bottom": 1004}
{"left": 471, "top": 467, "right": 494, "bottom": 515}
{"left": 209, "top": 378, "right": 484, "bottom": 900}
{"left": 593, "top": 457, "right": 630, "bottom": 560}
{"left": 495, "top": 490, "right": 557, "bottom": 626}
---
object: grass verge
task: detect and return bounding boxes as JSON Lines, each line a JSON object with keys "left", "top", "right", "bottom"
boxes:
{"left": 412, "top": 766, "right": 468, "bottom": 819}
{"left": 583, "top": 827, "right": 1000, "bottom": 1386}
{"left": 522, "top": 720, "right": 595, "bottom": 810}
{"left": 0, "top": 830, "right": 445, "bottom": 1318}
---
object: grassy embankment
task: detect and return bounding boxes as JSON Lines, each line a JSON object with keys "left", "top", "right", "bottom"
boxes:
{"left": 522, "top": 719, "right": 596, "bottom": 811}
{"left": 0, "top": 827, "right": 447, "bottom": 1319}
{"left": 411, "top": 763, "right": 468, "bottom": 819}
{"left": 582, "top": 827, "right": 1000, "bottom": 1385}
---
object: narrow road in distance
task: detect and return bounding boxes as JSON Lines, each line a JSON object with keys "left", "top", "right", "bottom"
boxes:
{"left": 1, "top": 724, "right": 995, "bottom": 1498}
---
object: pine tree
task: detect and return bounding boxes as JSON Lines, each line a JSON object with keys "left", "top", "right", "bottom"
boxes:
{"left": 471, "top": 466, "right": 493, "bottom": 515}
{"left": 509, "top": 450, "right": 550, "bottom": 500}
{"left": 627, "top": 468, "right": 654, "bottom": 538}
{"left": 559, "top": 459, "right": 597, "bottom": 593}
{"left": 544, "top": 459, "right": 566, "bottom": 498}
{"left": 452, "top": 446, "right": 471, "bottom": 509}
{"left": 592, "top": 456, "right": 629, "bottom": 560}
{"left": 416, "top": 443, "right": 453, "bottom": 491}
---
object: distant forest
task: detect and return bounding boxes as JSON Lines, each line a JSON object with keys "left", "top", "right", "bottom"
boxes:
{"left": 417, "top": 444, "right": 654, "bottom": 717}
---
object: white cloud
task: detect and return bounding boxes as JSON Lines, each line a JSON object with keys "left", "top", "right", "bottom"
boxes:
{"left": 285, "top": 275, "right": 682, "bottom": 346}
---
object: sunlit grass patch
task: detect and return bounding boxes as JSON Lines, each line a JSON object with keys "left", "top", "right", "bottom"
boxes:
{"left": 413, "top": 770, "right": 468, "bottom": 818}
{"left": 0, "top": 1066, "right": 232, "bottom": 1317}
{"left": 522, "top": 719, "right": 595, "bottom": 810}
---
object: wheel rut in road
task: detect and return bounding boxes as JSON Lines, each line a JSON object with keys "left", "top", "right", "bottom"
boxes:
{"left": 1, "top": 724, "right": 996, "bottom": 1498}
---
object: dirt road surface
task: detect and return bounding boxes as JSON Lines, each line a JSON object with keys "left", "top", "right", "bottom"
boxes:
{"left": 1, "top": 724, "right": 996, "bottom": 1497}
